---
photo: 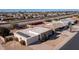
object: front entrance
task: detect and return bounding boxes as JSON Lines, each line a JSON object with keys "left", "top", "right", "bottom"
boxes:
{"left": 39, "top": 34, "right": 47, "bottom": 42}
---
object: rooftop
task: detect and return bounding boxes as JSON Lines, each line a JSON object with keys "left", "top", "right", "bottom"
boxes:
{"left": 15, "top": 27, "right": 51, "bottom": 38}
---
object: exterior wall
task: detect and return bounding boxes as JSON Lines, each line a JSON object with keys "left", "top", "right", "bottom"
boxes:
{"left": 46, "top": 30, "right": 53, "bottom": 37}
{"left": 14, "top": 33, "right": 39, "bottom": 46}
{"left": 14, "top": 33, "right": 26, "bottom": 42}
{"left": 39, "top": 30, "right": 53, "bottom": 40}
{"left": 26, "top": 36, "right": 39, "bottom": 45}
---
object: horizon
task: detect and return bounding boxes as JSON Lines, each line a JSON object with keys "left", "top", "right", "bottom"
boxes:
{"left": 0, "top": 9, "right": 78, "bottom": 12}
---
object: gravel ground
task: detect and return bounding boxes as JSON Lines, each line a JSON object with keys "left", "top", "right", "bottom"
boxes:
{"left": 3, "top": 41, "right": 32, "bottom": 50}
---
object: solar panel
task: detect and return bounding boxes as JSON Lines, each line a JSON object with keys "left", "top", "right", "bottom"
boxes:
{"left": 17, "top": 32, "right": 30, "bottom": 38}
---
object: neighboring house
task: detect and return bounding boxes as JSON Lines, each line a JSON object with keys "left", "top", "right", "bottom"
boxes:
{"left": 61, "top": 18, "right": 76, "bottom": 25}
{"left": 52, "top": 20, "right": 68, "bottom": 29}
{"left": 0, "top": 24, "right": 13, "bottom": 29}
{"left": 0, "top": 21, "right": 8, "bottom": 25}
{"left": 14, "top": 27, "right": 53, "bottom": 46}
{"left": 51, "top": 18, "right": 77, "bottom": 30}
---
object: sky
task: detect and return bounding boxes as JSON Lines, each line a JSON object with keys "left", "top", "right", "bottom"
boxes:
{"left": 0, "top": 0, "right": 78, "bottom": 9}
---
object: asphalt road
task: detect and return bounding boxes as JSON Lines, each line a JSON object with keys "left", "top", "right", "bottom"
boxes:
{"left": 60, "top": 32, "right": 79, "bottom": 50}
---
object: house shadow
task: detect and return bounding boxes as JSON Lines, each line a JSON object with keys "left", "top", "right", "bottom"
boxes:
{"left": 55, "top": 26, "right": 69, "bottom": 32}
{"left": 48, "top": 32, "right": 61, "bottom": 40}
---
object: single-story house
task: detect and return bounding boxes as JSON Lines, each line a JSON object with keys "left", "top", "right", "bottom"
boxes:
{"left": 0, "top": 24, "right": 13, "bottom": 29}
{"left": 14, "top": 27, "right": 53, "bottom": 46}
{"left": 52, "top": 20, "right": 68, "bottom": 29}
{"left": 61, "top": 18, "right": 77, "bottom": 25}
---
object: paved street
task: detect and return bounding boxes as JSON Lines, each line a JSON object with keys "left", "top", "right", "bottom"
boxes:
{"left": 60, "top": 31, "right": 79, "bottom": 50}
